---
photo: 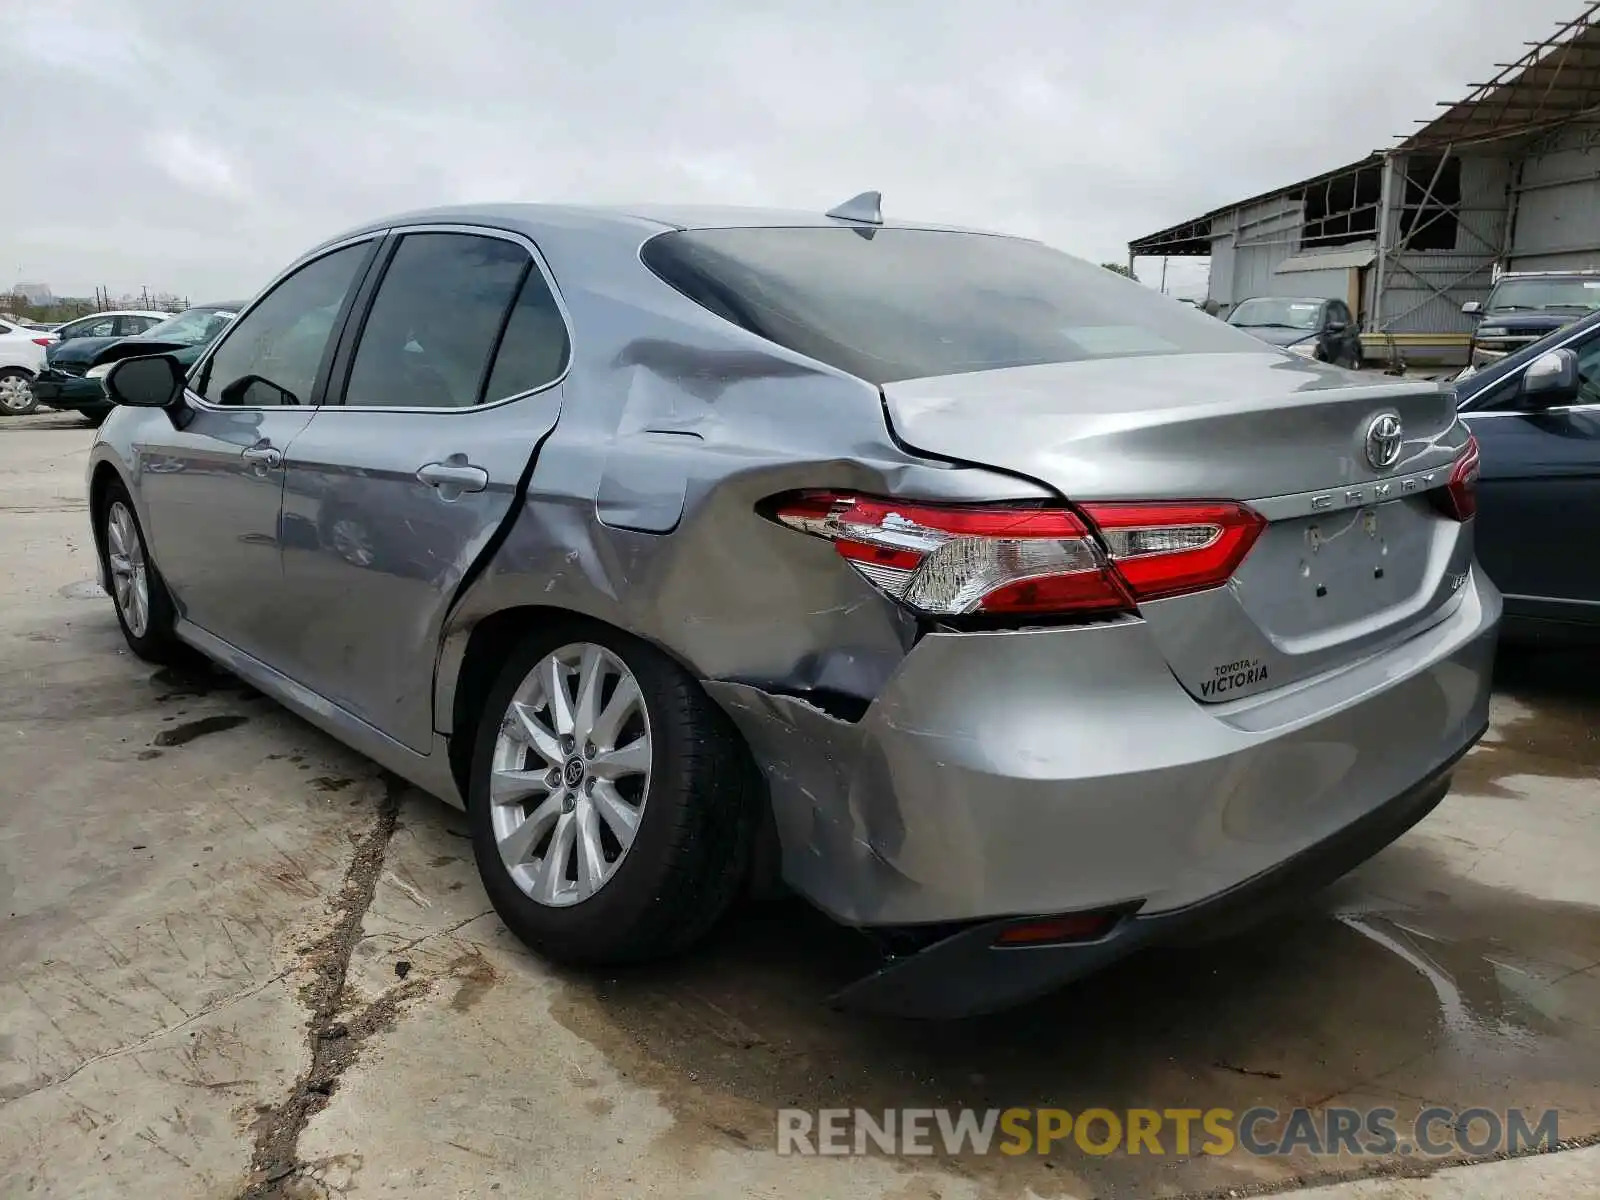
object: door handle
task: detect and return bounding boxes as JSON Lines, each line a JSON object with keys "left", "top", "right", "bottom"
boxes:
{"left": 242, "top": 446, "right": 282, "bottom": 469}
{"left": 417, "top": 460, "right": 489, "bottom": 493}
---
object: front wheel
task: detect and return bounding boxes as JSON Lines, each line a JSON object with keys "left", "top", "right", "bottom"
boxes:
{"left": 0, "top": 368, "right": 38, "bottom": 416}
{"left": 468, "top": 623, "right": 758, "bottom": 966}
{"left": 97, "top": 481, "right": 182, "bottom": 662}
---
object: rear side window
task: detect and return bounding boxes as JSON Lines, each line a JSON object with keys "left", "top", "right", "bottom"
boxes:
{"left": 483, "top": 267, "right": 569, "bottom": 401}
{"left": 642, "top": 227, "right": 1260, "bottom": 384}
{"left": 343, "top": 233, "right": 529, "bottom": 409}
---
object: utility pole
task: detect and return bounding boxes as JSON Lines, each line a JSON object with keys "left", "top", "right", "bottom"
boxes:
{"left": 1160, "top": 256, "right": 1169, "bottom": 295}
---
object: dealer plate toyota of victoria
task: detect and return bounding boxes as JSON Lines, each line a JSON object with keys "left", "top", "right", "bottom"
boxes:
{"left": 83, "top": 194, "right": 1499, "bottom": 1017}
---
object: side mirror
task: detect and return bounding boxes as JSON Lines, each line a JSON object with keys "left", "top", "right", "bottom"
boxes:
{"left": 105, "top": 354, "right": 185, "bottom": 408}
{"left": 1461, "top": 300, "right": 1483, "bottom": 317}
{"left": 1521, "top": 348, "right": 1580, "bottom": 405}
{"left": 1326, "top": 320, "right": 1348, "bottom": 333}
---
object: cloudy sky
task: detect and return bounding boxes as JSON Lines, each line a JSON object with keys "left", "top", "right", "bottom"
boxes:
{"left": 1, "top": 0, "right": 1585, "bottom": 302}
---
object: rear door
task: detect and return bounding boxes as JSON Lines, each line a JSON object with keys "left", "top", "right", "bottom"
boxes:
{"left": 278, "top": 226, "right": 571, "bottom": 752}
{"left": 1462, "top": 334, "right": 1600, "bottom": 619}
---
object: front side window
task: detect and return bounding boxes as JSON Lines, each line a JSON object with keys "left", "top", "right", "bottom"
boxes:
{"left": 644, "top": 227, "right": 1261, "bottom": 385}
{"left": 343, "top": 233, "right": 530, "bottom": 409}
{"left": 199, "top": 244, "right": 370, "bottom": 407}
{"left": 68, "top": 317, "right": 116, "bottom": 339}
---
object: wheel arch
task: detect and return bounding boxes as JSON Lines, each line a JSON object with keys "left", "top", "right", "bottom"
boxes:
{"left": 440, "top": 602, "right": 783, "bottom": 897}
{"left": 443, "top": 604, "right": 703, "bottom": 803}
{"left": 87, "top": 459, "right": 128, "bottom": 586}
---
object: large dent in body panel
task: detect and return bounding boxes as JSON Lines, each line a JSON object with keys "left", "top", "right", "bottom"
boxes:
{"left": 434, "top": 257, "right": 1053, "bottom": 733}
{"left": 705, "top": 682, "right": 919, "bottom": 924}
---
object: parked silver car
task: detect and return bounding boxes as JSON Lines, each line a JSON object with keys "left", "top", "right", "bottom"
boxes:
{"left": 85, "top": 198, "right": 1498, "bottom": 1016}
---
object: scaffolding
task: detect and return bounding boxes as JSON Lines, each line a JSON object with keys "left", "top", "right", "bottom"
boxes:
{"left": 1128, "top": 4, "right": 1600, "bottom": 362}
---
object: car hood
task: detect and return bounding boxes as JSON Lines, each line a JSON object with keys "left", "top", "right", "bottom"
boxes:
{"left": 1476, "top": 311, "right": 1584, "bottom": 334}
{"left": 47, "top": 335, "right": 124, "bottom": 366}
{"left": 1231, "top": 325, "right": 1315, "bottom": 348}
{"left": 88, "top": 337, "right": 206, "bottom": 368}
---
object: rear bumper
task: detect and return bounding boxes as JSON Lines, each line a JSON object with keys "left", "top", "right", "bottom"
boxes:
{"left": 831, "top": 746, "right": 1466, "bottom": 1017}
{"left": 710, "top": 567, "right": 1499, "bottom": 936}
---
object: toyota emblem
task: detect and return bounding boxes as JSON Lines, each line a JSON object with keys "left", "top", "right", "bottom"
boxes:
{"left": 1364, "top": 413, "right": 1403, "bottom": 470}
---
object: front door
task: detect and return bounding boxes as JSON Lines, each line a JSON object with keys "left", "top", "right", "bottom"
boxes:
{"left": 279, "top": 228, "right": 571, "bottom": 752}
{"left": 1464, "top": 336, "right": 1600, "bottom": 621}
{"left": 136, "top": 239, "right": 377, "bottom": 660}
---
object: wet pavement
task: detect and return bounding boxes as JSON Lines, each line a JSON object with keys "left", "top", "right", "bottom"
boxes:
{"left": 2, "top": 414, "right": 1598, "bottom": 1198}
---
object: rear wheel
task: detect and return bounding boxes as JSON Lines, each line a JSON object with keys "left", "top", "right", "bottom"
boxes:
{"left": 97, "top": 481, "right": 181, "bottom": 662}
{"left": 467, "top": 622, "right": 758, "bottom": 965}
{"left": 0, "top": 369, "right": 37, "bottom": 416}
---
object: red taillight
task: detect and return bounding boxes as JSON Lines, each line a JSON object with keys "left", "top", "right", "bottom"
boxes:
{"left": 1080, "top": 501, "right": 1266, "bottom": 602}
{"left": 1432, "top": 434, "right": 1480, "bottom": 522}
{"left": 770, "top": 492, "right": 1263, "bottom": 618}
{"left": 31, "top": 336, "right": 54, "bottom": 347}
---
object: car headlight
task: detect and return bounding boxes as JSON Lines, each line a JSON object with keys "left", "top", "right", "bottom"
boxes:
{"left": 1476, "top": 327, "right": 1508, "bottom": 339}
{"left": 85, "top": 363, "right": 114, "bottom": 380}
{"left": 1287, "top": 342, "right": 1318, "bottom": 358}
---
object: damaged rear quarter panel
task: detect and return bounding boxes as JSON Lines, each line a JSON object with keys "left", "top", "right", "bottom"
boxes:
{"left": 430, "top": 217, "right": 1053, "bottom": 910}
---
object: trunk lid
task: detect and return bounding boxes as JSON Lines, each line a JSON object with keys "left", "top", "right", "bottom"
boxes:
{"left": 879, "top": 352, "right": 1474, "bottom": 700}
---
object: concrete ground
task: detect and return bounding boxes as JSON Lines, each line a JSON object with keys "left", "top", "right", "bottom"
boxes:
{"left": 2, "top": 410, "right": 1598, "bottom": 1200}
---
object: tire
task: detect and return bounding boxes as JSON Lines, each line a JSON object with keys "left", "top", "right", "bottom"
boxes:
{"left": 96, "top": 480, "right": 182, "bottom": 662}
{"left": 468, "top": 621, "right": 758, "bottom": 966}
{"left": 0, "top": 368, "right": 38, "bottom": 416}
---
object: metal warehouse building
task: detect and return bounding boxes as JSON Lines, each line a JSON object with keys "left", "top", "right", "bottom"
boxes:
{"left": 1128, "top": 3, "right": 1600, "bottom": 365}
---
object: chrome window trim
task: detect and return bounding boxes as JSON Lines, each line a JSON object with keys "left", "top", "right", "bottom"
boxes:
{"left": 183, "top": 223, "right": 574, "bottom": 415}
{"left": 1461, "top": 403, "right": 1600, "bottom": 419}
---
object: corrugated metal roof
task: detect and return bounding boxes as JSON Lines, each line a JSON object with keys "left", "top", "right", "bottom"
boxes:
{"left": 1274, "top": 245, "right": 1377, "bottom": 273}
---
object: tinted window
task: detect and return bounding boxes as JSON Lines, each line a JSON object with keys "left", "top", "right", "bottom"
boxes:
{"left": 1330, "top": 302, "right": 1352, "bottom": 325}
{"left": 343, "top": 233, "right": 528, "bottom": 409}
{"left": 643, "top": 228, "right": 1260, "bottom": 385}
{"left": 483, "top": 268, "right": 569, "bottom": 401}
{"left": 200, "top": 244, "right": 368, "bottom": 407}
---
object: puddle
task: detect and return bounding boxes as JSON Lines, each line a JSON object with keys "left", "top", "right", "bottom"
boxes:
{"left": 548, "top": 845, "right": 1600, "bottom": 1197}
{"left": 1454, "top": 652, "right": 1600, "bottom": 799}
{"left": 152, "top": 714, "right": 250, "bottom": 747}
{"left": 56, "top": 580, "right": 107, "bottom": 600}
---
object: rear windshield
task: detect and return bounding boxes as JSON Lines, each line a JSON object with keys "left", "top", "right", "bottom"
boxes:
{"left": 641, "top": 227, "right": 1259, "bottom": 384}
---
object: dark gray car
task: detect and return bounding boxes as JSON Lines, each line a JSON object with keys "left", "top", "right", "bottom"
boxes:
{"left": 84, "top": 200, "right": 1496, "bottom": 1016}
{"left": 1228, "top": 296, "right": 1363, "bottom": 368}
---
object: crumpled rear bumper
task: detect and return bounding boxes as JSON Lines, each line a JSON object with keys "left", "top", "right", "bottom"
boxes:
{"left": 827, "top": 751, "right": 1464, "bottom": 1017}
{"left": 707, "top": 569, "right": 1499, "bottom": 1014}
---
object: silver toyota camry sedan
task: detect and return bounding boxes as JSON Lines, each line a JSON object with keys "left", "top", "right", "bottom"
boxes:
{"left": 85, "top": 195, "right": 1498, "bottom": 1016}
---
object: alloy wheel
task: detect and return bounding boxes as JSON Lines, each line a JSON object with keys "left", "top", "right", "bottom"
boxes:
{"left": 106, "top": 501, "right": 150, "bottom": 637}
{"left": 489, "top": 642, "right": 653, "bottom": 907}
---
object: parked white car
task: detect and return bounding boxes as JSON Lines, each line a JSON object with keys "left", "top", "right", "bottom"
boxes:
{"left": 45, "top": 310, "right": 171, "bottom": 346}
{"left": 0, "top": 318, "right": 52, "bottom": 415}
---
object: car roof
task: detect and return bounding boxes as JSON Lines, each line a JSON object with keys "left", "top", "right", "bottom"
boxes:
{"left": 68, "top": 309, "right": 171, "bottom": 320}
{"left": 315, "top": 202, "right": 1008, "bottom": 251}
